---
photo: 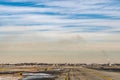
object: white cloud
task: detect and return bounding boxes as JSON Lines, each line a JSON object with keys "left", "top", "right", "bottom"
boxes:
{"left": 0, "top": 0, "right": 120, "bottom": 43}
{"left": 0, "top": 5, "right": 51, "bottom": 13}
{"left": 0, "top": 26, "right": 57, "bottom": 32}
{"left": 0, "top": 0, "right": 120, "bottom": 63}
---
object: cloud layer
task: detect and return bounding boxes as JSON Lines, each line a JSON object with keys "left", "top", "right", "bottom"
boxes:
{"left": 0, "top": 0, "right": 120, "bottom": 63}
{"left": 0, "top": 0, "right": 120, "bottom": 43}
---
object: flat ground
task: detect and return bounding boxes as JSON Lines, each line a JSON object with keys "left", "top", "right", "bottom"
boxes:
{"left": 0, "top": 67, "right": 120, "bottom": 80}
{"left": 56, "top": 67, "right": 120, "bottom": 80}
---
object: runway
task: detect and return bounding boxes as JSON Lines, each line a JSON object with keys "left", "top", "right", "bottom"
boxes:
{"left": 56, "top": 67, "right": 120, "bottom": 80}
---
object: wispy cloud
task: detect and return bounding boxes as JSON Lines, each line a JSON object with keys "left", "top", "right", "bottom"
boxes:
{"left": 0, "top": 0, "right": 120, "bottom": 42}
{"left": 0, "top": 0, "right": 120, "bottom": 63}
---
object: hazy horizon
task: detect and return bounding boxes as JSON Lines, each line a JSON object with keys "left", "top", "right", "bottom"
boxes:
{"left": 0, "top": 0, "right": 120, "bottom": 63}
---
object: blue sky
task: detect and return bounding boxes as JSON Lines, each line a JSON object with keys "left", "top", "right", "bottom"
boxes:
{"left": 0, "top": 0, "right": 120, "bottom": 63}
{"left": 0, "top": 0, "right": 120, "bottom": 35}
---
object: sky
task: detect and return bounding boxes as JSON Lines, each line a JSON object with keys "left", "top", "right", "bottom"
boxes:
{"left": 0, "top": 0, "right": 120, "bottom": 63}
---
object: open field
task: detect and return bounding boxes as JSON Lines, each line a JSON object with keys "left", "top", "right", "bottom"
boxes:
{"left": 56, "top": 67, "right": 120, "bottom": 80}
{"left": 0, "top": 64, "right": 120, "bottom": 80}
